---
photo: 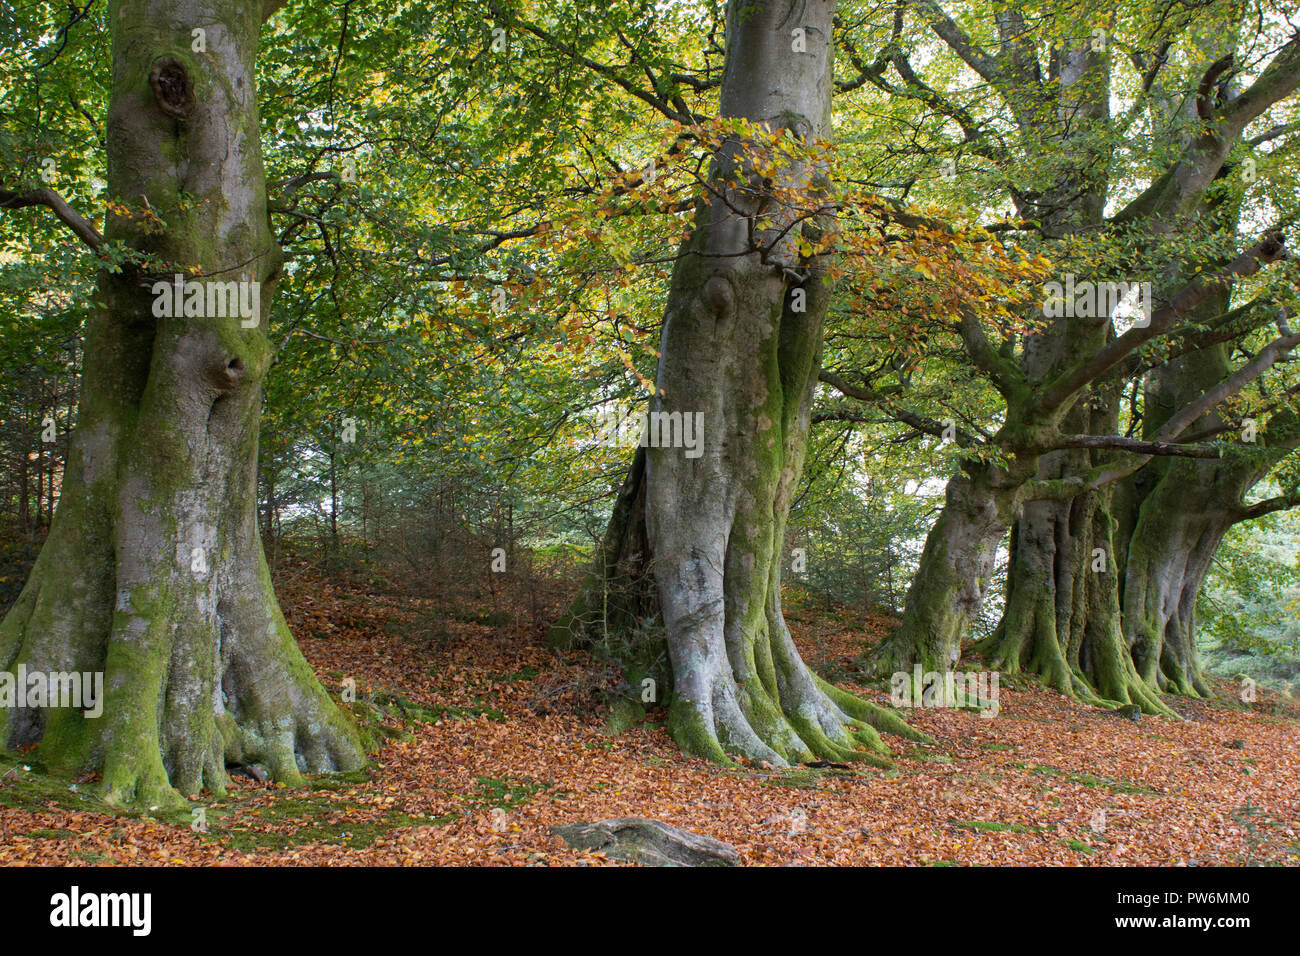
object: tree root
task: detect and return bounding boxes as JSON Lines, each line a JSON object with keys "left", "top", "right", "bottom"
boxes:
{"left": 664, "top": 666, "right": 927, "bottom": 770}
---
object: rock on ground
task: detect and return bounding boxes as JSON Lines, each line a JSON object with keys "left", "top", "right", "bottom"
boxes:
{"left": 552, "top": 817, "right": 740, "bottom": 866}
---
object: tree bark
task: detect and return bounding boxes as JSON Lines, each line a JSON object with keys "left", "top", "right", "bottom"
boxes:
{"left": 559, "top": 0, "right": 921, "bottom": 766}
{"left": 869, "top": 463, "right": 1024, "bottom": 676}
{"left": 0, "top": 0, "right": 363, "bottom": 807}
{"left": 1118, "top": 324, "right": 1293, "bottom": 697}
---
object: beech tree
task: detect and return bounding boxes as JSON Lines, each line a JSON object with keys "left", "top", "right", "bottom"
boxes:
{"left": 0, "top": 0, "right": 364, "bottom": 806}
{"left": 974, "top": 5, "right": 1300, "bottom": 708}
{"left": 554, "top": 0, "right": 925, "bottom": 765}
{"left": 823, "top": 0, "right": 1300, "bottom": 703}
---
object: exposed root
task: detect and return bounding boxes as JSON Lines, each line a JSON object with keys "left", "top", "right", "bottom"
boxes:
{"left": 102, "top": 761, "right": 189, "bottom": 811}
{"left": 665, "top": 667, "right": 916, "bottom": 770}
{"left": 816, "top": 677, "right": 932, "bottom": 744}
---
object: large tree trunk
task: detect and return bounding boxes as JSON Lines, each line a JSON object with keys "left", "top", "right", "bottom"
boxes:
{"left": 1118, "top": 324, "right": 1290, "bottom": 697}
{"left": 981, "top": 480, "right": 1177, "bottom": 715}
{"left": 0, "top": 0, "right": 363, "bottom": 807}
{"left": 977, "top": 303, "right": 1099, "bottom": 694}
{"left": 561, "top": 0, "right": 920, "bottom": 766}
{"left": 867, "top": 463, "right": 1024, "bottom": 676}
{"left": 867, "top": 40, "right": 1114, "bottom": 680}
{"left": 1120, "top": 461, "right": 1228, "bottom": 698}
{"left": 979, "top": 376, "right": 1176, "bottom": 714}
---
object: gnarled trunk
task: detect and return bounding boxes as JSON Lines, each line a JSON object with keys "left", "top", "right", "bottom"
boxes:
{"left": 559, "top": 0, "right": 921, "bottom": 766}
{"left": 980, "top": 377, "right": 1176, "bottom": 714}
{"left": 982, "top": 481, "right": 1175, "bottom": 715}
{"left": 0, "top": 0, "right": 363, "bottom": 807}
{"left": 869, "top": 464, "right": 1023, "bottom": 676}
{"left": 1120, "top": 453, "right": 1271, "bottom": 698}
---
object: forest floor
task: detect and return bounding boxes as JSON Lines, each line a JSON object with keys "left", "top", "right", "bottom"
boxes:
{"left": 1, "top": 555, "right": 1298, "bottom": 866}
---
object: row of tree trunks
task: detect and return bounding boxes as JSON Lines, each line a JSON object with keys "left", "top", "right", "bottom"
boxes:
{"left": 991, "top": 269, "right": 1293, "bottom": 711}
{"left": 889, "top": 18, "right": 1300, "bottom": 712}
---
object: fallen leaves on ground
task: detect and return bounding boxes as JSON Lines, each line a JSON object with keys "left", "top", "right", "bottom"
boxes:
{"left": 1, "top": 563, "right": 1296, "bottom": 866}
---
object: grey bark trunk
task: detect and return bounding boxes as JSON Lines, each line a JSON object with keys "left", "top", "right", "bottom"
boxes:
{"left": 0, "top": 0, "right": 364, "bottom": 807}
{"left": 872, "top": 36, "right": 1113, "bottom": 679}
{"left": 559, "top": 0, "right": 921, "bottom": 765}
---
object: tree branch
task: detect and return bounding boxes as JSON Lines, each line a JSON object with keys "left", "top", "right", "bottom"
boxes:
{"left": 0, "top": 187, "right": 104, "bottom": 250}
{"left": 1050, "top": 434, "right": 1222, "bottom": 458}
{"left": 914, "top": 0, "right": 1002, "bottom": 87}
{"left": 1038, "top": 231, "right": 1288, "bottom": 412}
{"left": 958, "top": 310, "right": 1026, "bottom": 396}
{"left": 1219, "top": 33, "right": 1300, "bottom": 133}
{"left": 489, "top": 3, "right": 696, "bottom": 125}
{"left": 1238, "top": 492, "right": 1300, "bottom": 522}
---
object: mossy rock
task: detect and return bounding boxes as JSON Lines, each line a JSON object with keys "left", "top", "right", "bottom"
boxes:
{"left": 604, "top": 697, "right": 647, "bottom": 735}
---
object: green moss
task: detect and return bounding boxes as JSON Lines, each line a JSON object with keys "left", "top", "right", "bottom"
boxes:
{"left": 755, "top": 767, "right": 826, "bottom": 790}
{"left": 0, "top": 754, "right": 187, "bottom": 823}
{"left": 71, "top": 849, "right": 114, "bottom": 864}
{"left": 953, "top": 820, "right": 1041, "bottom": 834}
{"left": 469, "top": 775, "right": 547, "bottom": 810}
{"left": 26, "top": 827, "right": 77, "bottom": 839}
{"left": 604, "top": 696, "right": 647, "bottom": 735}
{"left": 1014, "top": 762, "right": 1156, "bottom": 795}
{"left": 494, "top": 666, "right": 540, "bottom": 683}
{"left": 0, "top": 762, "right": 439, "bottom": 855}
{"left": 902, "top": 748, "right": 953, "bottom": 763}
{"left": 195, "top": 793, "right": 453, "bottom": 853}
{"left": 666, "top": 696, "right": 731, "bottom": 765}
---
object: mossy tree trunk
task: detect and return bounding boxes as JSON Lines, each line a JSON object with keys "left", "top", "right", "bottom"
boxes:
{"left": 980, "top": 476, "right": 1178, "bottom": 715}
{"left": 1119, "top": 463, "right": 1229, "bottom": 698}
{"left": 0, "top": 0, "right": 363, "bottom": 807}
{"left": 866, "top": 36, "right": 1115, "bottom": 681}
{"left": 989, "top": 281, "right": 1298, "bottom": 712}
{"left": 867, "top": 462, "right": 1027, "bottom": 676}
{"left": 559, "top": 0, "right": 922, "bottom": 766}
{"left": 1119, "top": 307, "right": 1297, "bottom": 697}
{"left": 978, "top": 367, "right": 1177, "bottom": 715}
{"left": 948, "top": 29, "right": 1300, "bottom": 708}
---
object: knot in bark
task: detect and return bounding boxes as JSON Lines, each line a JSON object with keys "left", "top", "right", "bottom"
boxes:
{"left": 1260, "top": 231, "right": 1286, "bottom": 262}
{"left": 701, "top": 275, "right": 734, "bottom": 322}
{"left": 150, "top": 56, "right": 195, "bottom": 119}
